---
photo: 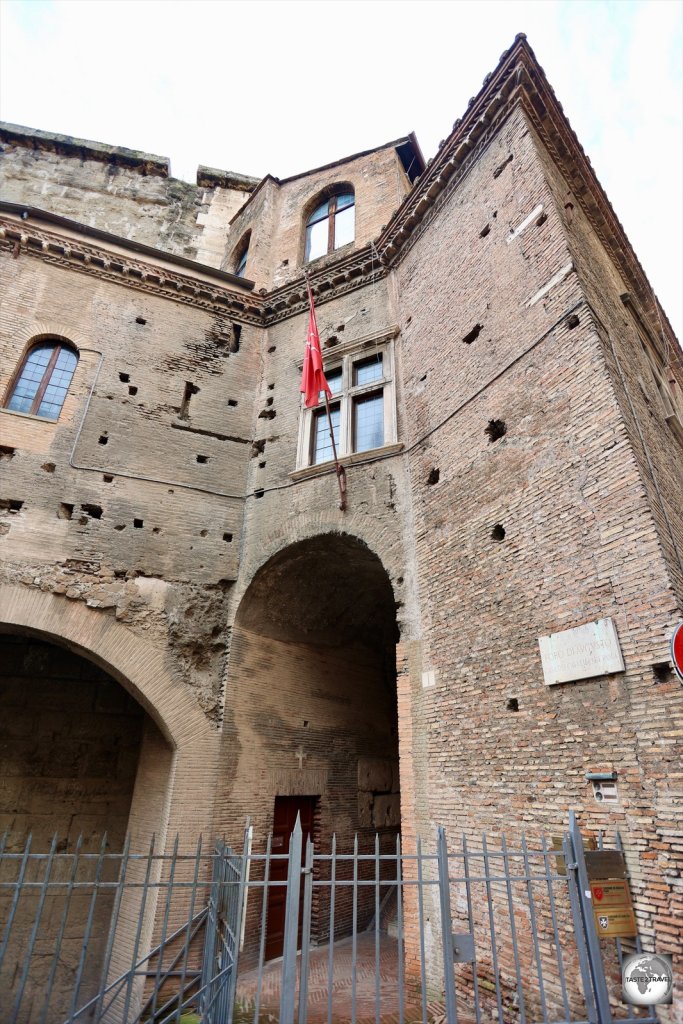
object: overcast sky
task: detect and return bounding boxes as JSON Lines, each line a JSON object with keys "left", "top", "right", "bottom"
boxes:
{"left": 1, "top": 0, "right": 681, "bottom": 337}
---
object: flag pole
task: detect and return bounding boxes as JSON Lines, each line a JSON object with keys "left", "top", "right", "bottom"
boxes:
{"left": 304, "top": 270, "right": 347, "bottom": 511}
{"left": 324, "top": 390, "right": 347, "bottom": 511}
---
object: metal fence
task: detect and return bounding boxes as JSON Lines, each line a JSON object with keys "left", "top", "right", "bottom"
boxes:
{"left": 0, "top": 815, "right": 657, "bottom": 1024}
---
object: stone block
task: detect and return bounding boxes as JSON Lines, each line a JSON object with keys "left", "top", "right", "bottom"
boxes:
{"left": 357, "top": 757, "right": 394, "bottom": 793}
{"left": 372, "top": 794, "right": 400, "bottom": 829}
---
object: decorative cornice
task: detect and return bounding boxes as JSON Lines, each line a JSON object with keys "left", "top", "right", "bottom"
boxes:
{"left": 373, "top": 35, "right": 679, "bottom": 360}
{"left": 261, "top": 244, "right": 388, "bottom": 326}
{"left": 0, "top": 217, "right": 264, "bottom": 324}
{"left": 2, "top": 37, "right": 679, "bottom": 360}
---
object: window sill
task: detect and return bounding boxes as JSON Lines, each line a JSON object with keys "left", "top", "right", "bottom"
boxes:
{"left": 290, "top": 441, "right": 404, "bottom": 482}
{"left": 0, "top": 407, "right": 59, "bottom": 424}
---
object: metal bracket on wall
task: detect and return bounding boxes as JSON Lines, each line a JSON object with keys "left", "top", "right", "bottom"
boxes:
{"left": 452, "top": 932, "right": 475, "bottom": 963}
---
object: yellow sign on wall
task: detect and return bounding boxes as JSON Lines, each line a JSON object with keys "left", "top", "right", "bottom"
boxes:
{"left": 591, "top": 879, "right": 637, "bottom": 938}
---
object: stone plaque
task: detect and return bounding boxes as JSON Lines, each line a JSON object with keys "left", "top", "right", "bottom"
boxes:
{"left": 584, "top": 849, "right": 627, "bottom": 880}
{"left": 538, "top": 618, "right": 624, "bottom": 685}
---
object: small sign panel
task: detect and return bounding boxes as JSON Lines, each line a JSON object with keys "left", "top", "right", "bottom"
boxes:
{"left": 671, "top": 622, "right": 683, "bottom": 683}
{"left": 584, "top": 850, "right": 627, "bottom": 880}
{"left": 538, "top": 618, "right": 624, "bottom": 685}
{"left": 591, "top": 879, "right": 637, "bottom": 937}
{"left": 594, "top": 908, "right": 637, "bottom": 937}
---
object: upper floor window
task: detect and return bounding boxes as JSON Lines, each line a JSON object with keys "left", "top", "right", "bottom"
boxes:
{"left": 305, "top": 191, "right": 355, "bottom": 263}
{"left": 232, "top": 231, "right": 251, "bottom": 278}
{"left": 5, "top": 340, "right": 78, "bottom": 419}
{"left": 297, "top": 342, "right": 396, "bottom": 469}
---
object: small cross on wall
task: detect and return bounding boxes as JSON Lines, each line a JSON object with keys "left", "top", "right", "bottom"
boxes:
{"left": 295, "top": 745, "right": 306, "bottom": 770}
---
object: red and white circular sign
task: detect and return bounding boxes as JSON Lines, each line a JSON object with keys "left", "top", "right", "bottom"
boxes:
{"left": 671, "top": 623, "right": 683, "bottom": 683}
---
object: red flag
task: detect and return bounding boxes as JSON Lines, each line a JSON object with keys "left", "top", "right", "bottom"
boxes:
{"left": 300, "top": 282, "right": 331, "bottom": 408}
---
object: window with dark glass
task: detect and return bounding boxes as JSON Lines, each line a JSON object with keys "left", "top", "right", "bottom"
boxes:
{"left": 298, "top": 346, "right": 394, "bottom": 469}
{"left": 5, "top": 341, "right": 78, "bottom": 419}
{"left": 311, "top": 403, "right": 341, "bottom": 464}
{"left": 305, "top": 192, "right": 355, "bottom": 263}
{"left": 236, "top": 249, "right": 248, "bottom": 277}
{"left": 353, "top": 391, "right": 384, "bottom": 452}
{"left": 233, "top": 232, "right": 251, "bottom": 278}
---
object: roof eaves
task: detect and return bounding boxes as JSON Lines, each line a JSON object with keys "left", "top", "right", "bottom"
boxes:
{"left": 0, "top": 201, "right": 255, "bottom": 290}
{"left": 228, "top": 173, "right": 281, "bottom": 226}
{"left": 278, "top": 135, "right": 424, "bottom": 186}
{"left": 376, "top": 34, "right": 680, "bottom": 357}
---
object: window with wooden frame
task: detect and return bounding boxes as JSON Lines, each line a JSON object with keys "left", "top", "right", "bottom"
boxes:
{"left": 296, "top": 342, "right": 396, "bottom": 469}
{"left": 5, "top": 339, "right": 78, "bottom": 420}
{"left": 304, "top": 191, "right": 355, "bottom": 263}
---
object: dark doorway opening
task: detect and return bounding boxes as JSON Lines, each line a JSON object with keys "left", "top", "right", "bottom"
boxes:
{"left": 226, "top": 533, "right": 400, "bottom": 958}
{"left": 266, "top": 795, "right": 318, "bottom": 960}
{"left": 0, "top": 631, "right": 173, "bottom": 1024}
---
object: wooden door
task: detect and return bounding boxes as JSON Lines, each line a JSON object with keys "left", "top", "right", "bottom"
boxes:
{"left": 265, "top": 795, "right": 317, "bottom": 960}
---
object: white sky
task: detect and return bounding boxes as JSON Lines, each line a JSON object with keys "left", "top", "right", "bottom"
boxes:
{"left": 0, "top": 0, "right": 681, "bottom": 337}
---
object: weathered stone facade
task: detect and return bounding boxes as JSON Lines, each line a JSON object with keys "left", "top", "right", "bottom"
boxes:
{"left": 1, "top": 34, "right": 681, "bottom": 1017}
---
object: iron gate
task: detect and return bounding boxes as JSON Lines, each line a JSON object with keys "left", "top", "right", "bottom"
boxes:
{"left": 0, "top": 815, "right": 659, "bottom": 1023}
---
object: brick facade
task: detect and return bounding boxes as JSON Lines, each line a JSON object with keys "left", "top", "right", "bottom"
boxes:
{"left": 0, "top": 33, "right": 681, "bottom": 1019}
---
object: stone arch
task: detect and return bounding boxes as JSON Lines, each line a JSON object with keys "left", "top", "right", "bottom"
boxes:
{"left": 0, "top": 584, "right": 220, "bottom": 845}
{"left": 236, "top": 531, "right": 398, "bottom": 650}
{"left": 217, "top": 531, "right": 402, "bottom": 957}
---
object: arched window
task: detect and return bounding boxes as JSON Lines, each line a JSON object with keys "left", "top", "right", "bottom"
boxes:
{"left": 305, "top": 190, "right": 355, "bottom": 263}
{"left": 233, "top": 231, "right": 251, "bottom": 278}
{"left": 5, "top": 339, "right": 78, "bottom": 419}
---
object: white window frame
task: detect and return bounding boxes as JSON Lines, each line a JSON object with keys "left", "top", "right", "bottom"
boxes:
{"left": 295, "top": 333, "right": 398, "bottom": 471}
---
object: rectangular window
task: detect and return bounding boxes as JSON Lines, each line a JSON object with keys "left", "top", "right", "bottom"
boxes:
{"left": 353, "top": 353, "right": 383, "bottom": 386}
{"left": 353, "top": 391, "right": 384, "bottom": 452}
{"left": 325, "top": 367, "right": 343, "bottom": 398}
{"left": 334, "top": 204, "right": 355, "bottom": 250}
{"left": 297, "top": 341, "right": 396, "bottom": 469}
{"left": 311, "top": 403, "right": 341, "bottom": 464}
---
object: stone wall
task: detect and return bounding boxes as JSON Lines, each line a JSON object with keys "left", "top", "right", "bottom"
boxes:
{"left": 0, "top": 122, "right": 256, "bottom": 267}
{"left": 0, "top": 239, "right": 260, "bottom": 718}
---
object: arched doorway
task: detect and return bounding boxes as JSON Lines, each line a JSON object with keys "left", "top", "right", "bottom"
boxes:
{"left": 219, "top": 532, "right": 400, "bottom": 957}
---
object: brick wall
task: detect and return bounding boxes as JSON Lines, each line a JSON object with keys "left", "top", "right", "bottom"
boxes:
{"left": 390, "top": 102, "right": 683, "bottom": 1007}
{"left": 0, "top": 634, "right": 143, "bottom": 845}
{"left": 0, "top": 634, "right": 145, "bottom": 1023}
{"left": 0, "top": 246, "right": 260, "bottom": 717}
{"left": 228, "top": 144, "right": 412, "bottom": 292}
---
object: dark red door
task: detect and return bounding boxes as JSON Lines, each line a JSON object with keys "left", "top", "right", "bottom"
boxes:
{"left": 265, "top": 795, "right": 317, "bottom": 960}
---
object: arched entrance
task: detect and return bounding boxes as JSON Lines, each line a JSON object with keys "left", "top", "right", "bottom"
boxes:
{"left": 0, "top": 632, "right": 149, "bottom": 847}
{"left": 0, "top": 629, "right": 173, "bottom": 1023}
{"left": 0, "top": 585, "right": 222, "bottom": 1021}
{"left": 219, "top": 532, "right": 400, "bottom": 958}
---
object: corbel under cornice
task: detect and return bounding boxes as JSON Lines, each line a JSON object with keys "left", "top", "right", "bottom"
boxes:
{"left": 1, "top": 34, "right": 678, "bottom": 358}
{"left": 0, "top": 216, "right": 264, "bottom": 325}
{"left": 373, "top": 35, "right": 679, "bottom": 358}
